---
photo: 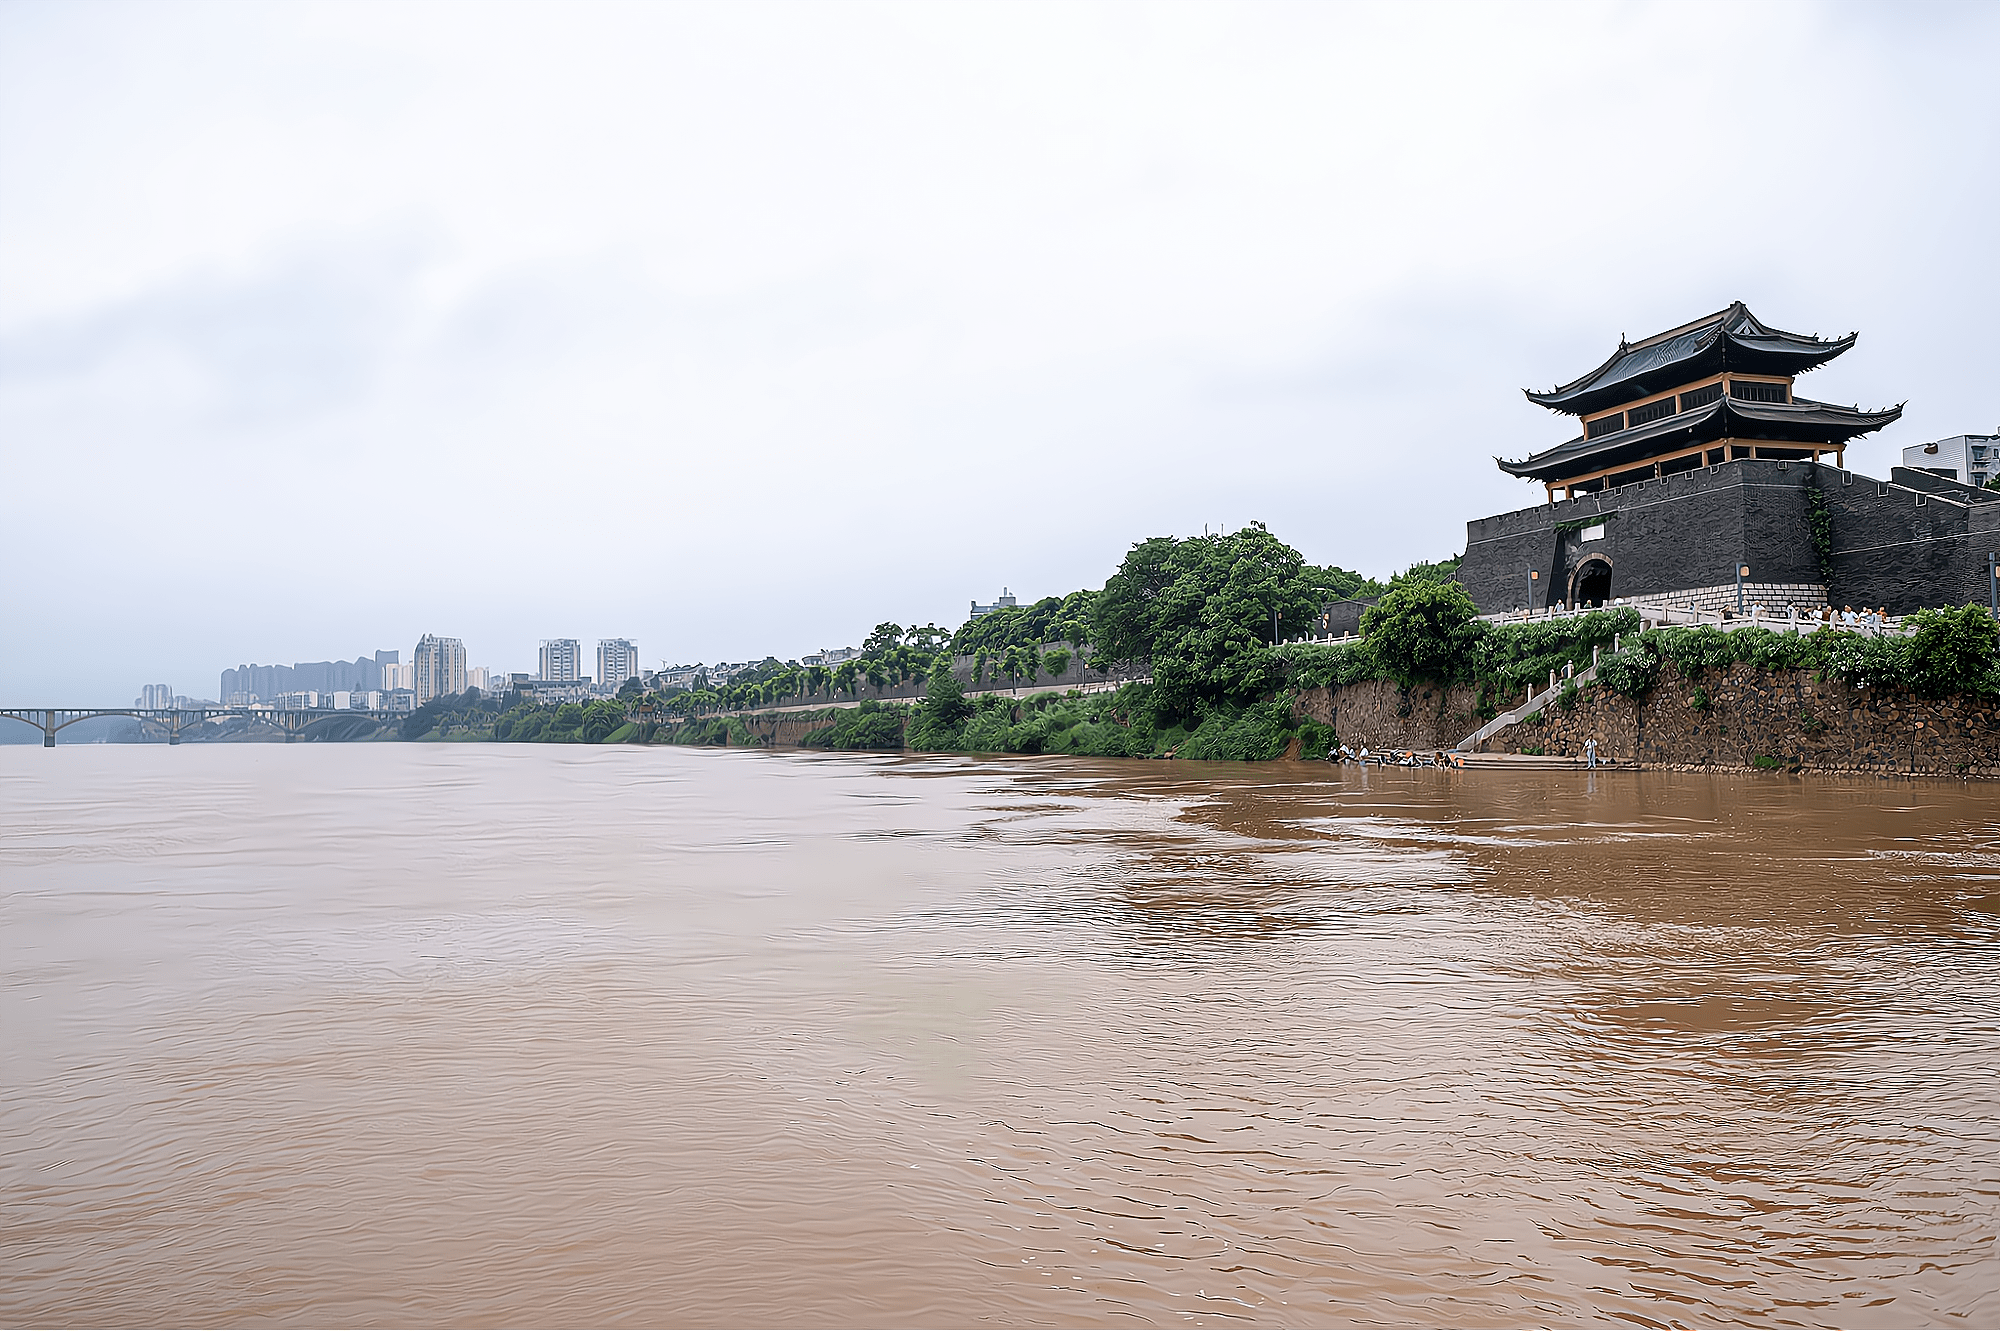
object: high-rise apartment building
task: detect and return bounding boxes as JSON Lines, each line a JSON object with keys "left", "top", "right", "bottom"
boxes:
{"left": 540, "top": 638, "right": 581, "bottom": 683}
{"left": 137, "top": 684, "right": 174, "bottom": 709}
{"left": 413, "top": 634, "right": 467, "bottom": 705}
{"left": 597, "top": 639, "right": 640, "bottom": 690}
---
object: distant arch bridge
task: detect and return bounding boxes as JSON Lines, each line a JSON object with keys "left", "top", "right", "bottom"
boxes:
{"left": 0, "top": 706, "right": 402, "bottom": 747}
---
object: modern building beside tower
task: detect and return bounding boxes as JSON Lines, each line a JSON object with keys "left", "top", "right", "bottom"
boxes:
{"left": 539, "top": 639, "right": 581, "bottom": 683}
{"left": 412, "top": 634, "right": 467, "bottom": 705}
{"left": 1905, "top": 433, "right": 1998, "bottom": 491}
{"left": 1455, "top": 303, "right": 1999, "bottom": 617}
{"left": 597, "top": 639, "right": 640, "bottom": 690}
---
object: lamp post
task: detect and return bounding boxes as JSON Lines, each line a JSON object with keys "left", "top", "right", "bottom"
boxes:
{"left": 1989, "top": 551, "right": 1997, "bottom": 622}
{"left": 1736, "top": 562, "right": 1750, "bottom": 615}
{"left": 1529, "top": 569, "right": 1541, "bottom": 615}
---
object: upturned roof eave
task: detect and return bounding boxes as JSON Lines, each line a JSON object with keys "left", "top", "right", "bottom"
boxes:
{"left": 1522, "top": 304, "right": 1858, "bottom": 416}
{"left": 1496, "top": 397, "right": 1904, "bottom": 481}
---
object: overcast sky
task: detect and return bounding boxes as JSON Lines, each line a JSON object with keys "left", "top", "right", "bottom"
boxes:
{"left": 3, "top": 0, "right": 1996, "bottom": 702}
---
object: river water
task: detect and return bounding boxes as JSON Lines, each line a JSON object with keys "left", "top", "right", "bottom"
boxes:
{"left": 3, "top": 745, "right": 1997, "bottom": 1326}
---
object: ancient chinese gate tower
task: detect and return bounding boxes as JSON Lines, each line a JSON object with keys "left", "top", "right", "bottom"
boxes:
{"left": 1503, "top": 303, "right": 1902, "bottom": 504}
{"left": 1453, "top": 304, "right": 1998, "bottom": 616}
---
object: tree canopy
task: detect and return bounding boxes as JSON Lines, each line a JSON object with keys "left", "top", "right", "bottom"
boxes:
{"left": 1357, "top": 579, "right": 1482, "bottom": 684}
{"left": 1092, "top": 524, "right": 1327, "bottom": 719}
{"left": 950, "top": 591, "right": 1095, "bottom": 655}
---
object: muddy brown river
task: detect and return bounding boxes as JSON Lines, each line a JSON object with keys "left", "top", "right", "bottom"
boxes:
{"left": 3, "top": 745, "right": 1997, "bottom": 1326}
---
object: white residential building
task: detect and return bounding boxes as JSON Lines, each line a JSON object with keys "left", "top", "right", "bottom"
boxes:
{"left": 597, "top": 639, "right": 641, "bottom": 690}
{"left": 380, "top": 660, "right": 415, "bottom": 692}
{"left": 656, "top": 663, "right": 704, "bottom": 691}
{"left": 800, "top": 647, "right": 860, "bottom": 668}
{"left": 970, "top": 589, "right": 1019, "bottom": 619}
{"left": 137, "top": 684, "right": 174, "bottom": 709}
{"left": 540, "top": 638, "right": 581, "bottom": 683}
{"left": 1904, "top": 433, "right": 1999, "bottom": 489}
{"left": 413, "top": 634, "right": 467, "bottom": 705}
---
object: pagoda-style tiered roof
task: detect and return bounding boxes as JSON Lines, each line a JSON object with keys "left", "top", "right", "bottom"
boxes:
{"left": 1525, "top": 303, "right": 1855, "bottom": 417}
{"left": 1499, "top": 395, "right": 1904, "bottom": 482}
{"left": 1500, "top": 302, "right": 1903, "bottom": 500}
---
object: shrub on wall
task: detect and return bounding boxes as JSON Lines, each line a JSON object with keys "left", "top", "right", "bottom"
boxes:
{"left": 1904, "top": 604, "right": 2000, "bottom": 697}
{"left": 1586, "top": 607, "right": 2000, "bottom": 701}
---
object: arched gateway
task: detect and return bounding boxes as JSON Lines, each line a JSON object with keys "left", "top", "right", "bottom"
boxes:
{"left": 1571, "top": 557, "right": 1612, "bottom": 608}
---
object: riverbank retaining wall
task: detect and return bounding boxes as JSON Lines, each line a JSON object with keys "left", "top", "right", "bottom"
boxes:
{"left": 1291, "top": 680, "right": 1486, "bottom": 751}
{"left": 1476, "top": 662, "right": 2000, "bottom": 777}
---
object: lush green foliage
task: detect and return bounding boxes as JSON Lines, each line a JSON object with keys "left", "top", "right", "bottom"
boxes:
{"left": 800, "top": 700, "right": 908, "bottom": 751}
{"left": 1092, "top": 524, "right": 1324, "bottom": 721}
{"left": 1358, "top": 580, "right": 1482, "bottom": 684}
{"left": 1904, "top": 604, "right": 2000, "bottom": 696}
{"left": 401, "top": 689, "right": 508, "bottom": 739}
{"left": 1384, "top": 556, "right": 1462, "bottom": 590}
{"left": 1806, "top": 487, "right": 1834, "bottom": 581}
{"left": 1473, "top": 608, "right": 1636, "bottom": 697}
{"left": 491, "top": 696, "right": 631, "bottom": 742}
{"left": 950, "top": 592, "right": 1095, "bottom": 655}
{"left": 1591, "top": 606, "right": 2000, "bottom": 699}
{"left": 1279, "top": 606, "right": 1637, "bottom": 699}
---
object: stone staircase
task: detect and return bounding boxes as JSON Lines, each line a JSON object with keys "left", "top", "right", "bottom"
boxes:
{"left": 1455, "top": 661, "right": 1600, "bottom": 753}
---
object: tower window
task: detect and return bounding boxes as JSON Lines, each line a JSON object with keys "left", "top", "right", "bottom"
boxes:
{"left": 1628, "top": 397, "right": 1677, "bottom": 427}
{"left": 1730, "top": 380, "right": 1789, "bottom": 403}
{"left": 1586, "top": 412, "right": 1625, "bottom": 439}
{"left": 1679, "top": 382, "right": 1723, "bottom": 411}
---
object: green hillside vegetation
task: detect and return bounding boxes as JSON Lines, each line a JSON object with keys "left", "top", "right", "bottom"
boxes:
{"left": 411, "top": 521, "right": 1997, "bottom": 758}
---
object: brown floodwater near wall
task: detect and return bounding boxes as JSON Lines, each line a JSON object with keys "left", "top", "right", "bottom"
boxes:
{"left": 3, "top": 746, "right": 1997, "bottom": 1327}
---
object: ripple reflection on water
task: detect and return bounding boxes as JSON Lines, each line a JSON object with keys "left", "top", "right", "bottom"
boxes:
{"left": 3, "top": 744, "right": 1997, "bottom": 1326}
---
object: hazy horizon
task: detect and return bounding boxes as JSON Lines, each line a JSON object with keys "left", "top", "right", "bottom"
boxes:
{"left": 5, "top": 0, "right": 1997, "bottom": 703}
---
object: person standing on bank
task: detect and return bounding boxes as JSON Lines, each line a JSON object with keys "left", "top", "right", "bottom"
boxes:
{"left": 1585, "top": 738, "right": 1599, "bottom": 769}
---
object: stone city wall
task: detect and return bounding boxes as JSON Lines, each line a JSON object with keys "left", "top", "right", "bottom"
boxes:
{"left": 1478, "top": 661, "right": 2000, "bottom": 778}
{"left": 1291, "top": 680, "right": 1486, "bottom": 752}
{"left": 1622, "top": 581, "right": 1829, "bottom": 615}
{"left": 1457, "top": 459, "right": 2000, "bottom": 618}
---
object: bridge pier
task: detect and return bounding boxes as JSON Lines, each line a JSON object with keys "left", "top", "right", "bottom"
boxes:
{"left": 44, "top": 731, "right": 55, "bottom": 748}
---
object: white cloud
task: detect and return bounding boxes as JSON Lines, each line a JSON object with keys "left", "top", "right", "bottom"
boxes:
{"left": 2, "top": 0, "right": 1996, "bottom": 698}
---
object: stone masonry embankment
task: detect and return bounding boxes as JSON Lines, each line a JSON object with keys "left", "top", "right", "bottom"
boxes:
{"left": 1479, "top": 662, "right": 2000, "bottom": 777}
{"left": 1291, "top": 680, "right": 1486, "bottom": 751}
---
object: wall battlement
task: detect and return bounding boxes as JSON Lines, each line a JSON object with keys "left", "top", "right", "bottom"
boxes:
{"left": 1458, "top": 459, "right": 1999, "bottom": 616}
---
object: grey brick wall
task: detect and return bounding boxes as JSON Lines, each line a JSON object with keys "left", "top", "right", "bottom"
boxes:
{"left": 1458, "top": 459, "right": 1992, "bottom": 616}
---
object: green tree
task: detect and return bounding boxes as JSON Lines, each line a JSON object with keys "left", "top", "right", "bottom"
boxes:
{"left": 908, "top": 658, "right": 973, "bottom": 750}
{"left": 1043, "top": 647, "right": 1072, "bottom": 679}
{"left": 1092, "top": 524, "right": 1320, "bottom": 719}
{"left": 1904, "top": 603, "right": 2000, "bottom": 697}
{"left": 1306, "top": 562, "right": 1385, "bottom": 603}
{"left": 580, "top": 699, "right": 624, "bottom": 742}
{"left": 1360, "top": 579, "right": 1483, "bottom": 684}
{"left": 1386, "top": 556, "right": 1463, "bottom": 589}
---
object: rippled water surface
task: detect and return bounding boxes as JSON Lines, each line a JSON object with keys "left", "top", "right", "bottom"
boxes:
{"left": 4, "top": 745, "right": 1998, "bottom": 1326}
